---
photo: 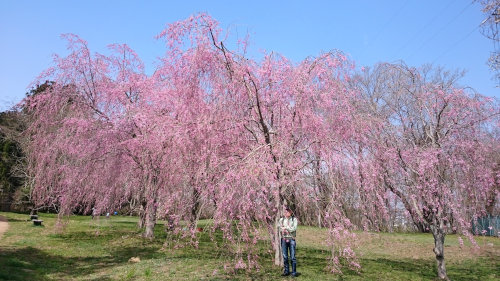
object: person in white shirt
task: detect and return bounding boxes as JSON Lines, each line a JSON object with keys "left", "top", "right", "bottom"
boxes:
{"left": 279, "top": 206, "right": 298, "bottom": 277}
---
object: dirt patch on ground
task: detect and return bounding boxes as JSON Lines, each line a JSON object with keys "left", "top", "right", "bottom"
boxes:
{"left": 0, "top": 215, "right": 8, "bottom": 239}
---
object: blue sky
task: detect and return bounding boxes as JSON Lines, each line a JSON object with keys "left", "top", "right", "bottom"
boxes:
{"left": 0, "top": 0, "right": 497, "bottom": 111}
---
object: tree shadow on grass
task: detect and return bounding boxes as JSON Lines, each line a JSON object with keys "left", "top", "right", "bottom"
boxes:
{"left": 111, "top": 220, "right": 139, "bottom": 226}
{"left": 4, "top": 218, "right": 31, "bottom": 223}
{"left": 48, "top": 230, "right": 136, "bottom": 241}
{"left": 356, "top": 257, "right": 436, "bottom": 280}
{"left": 0, "top": 243, "right": 166, "bottom": 281}
{"left": 446, "top": 257, "right": 500, "bottom": 281}
{"left": 299, "top": 247, "right": 331, "bottom": 272}
{"left": 354, "top": 257, "right": 499, "bottom": 281}
{"left": 0, "top": 246, "right": 71, "bottom": 281}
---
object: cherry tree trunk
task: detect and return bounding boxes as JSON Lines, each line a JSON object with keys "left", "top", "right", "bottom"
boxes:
{"left": 272, "top": 194, "right": 284, "bottom": 267}
{"left": 137, "top": 201, "right": 146, "bottom": 229}
{"left": 189, "top": 188, "right": 201, "bottom": 230}
{"left": 415, "top": 221, "right": 428, "bottom": 233}
{"left": 272, "top": 215, "right": 283, "bottom": 266}
{"left": 143, "top": 200, "right": 157, "bottom": 239}
{"left": 430, "top": 225, "right": 448, "bottom": 280}
{"left": 142, "top": 171, "right": 160, "bottom": 239}
{"left": 317, "top": 207, "right": 322, "bottom": 228}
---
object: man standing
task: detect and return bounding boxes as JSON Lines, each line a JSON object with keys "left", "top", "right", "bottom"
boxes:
{"left": 279, "top": 206, "right": 298, "bottom": 277}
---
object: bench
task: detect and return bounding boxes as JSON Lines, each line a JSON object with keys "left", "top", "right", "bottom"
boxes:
{"left": 33, "top": 219, "right": 43, "bottom": 226}
{"left": 30, "top": 215, "right": 39, "bottom": 220}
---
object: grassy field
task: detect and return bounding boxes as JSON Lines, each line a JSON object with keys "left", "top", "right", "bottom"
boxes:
{"left": 0, "top": 212, "right": 498, "bottom": 281}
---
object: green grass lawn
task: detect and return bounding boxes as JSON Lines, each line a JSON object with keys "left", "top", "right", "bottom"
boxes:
{"left": 0, "top": 212, "right": 498, "bottom": 280}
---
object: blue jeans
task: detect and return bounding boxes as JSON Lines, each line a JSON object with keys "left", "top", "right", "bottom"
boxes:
{"left": 281, "top": 238, "right": 296, "bottom": 274}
